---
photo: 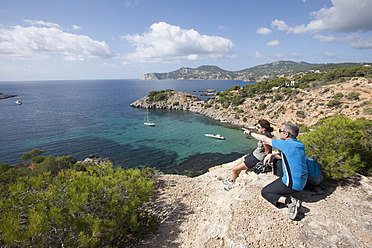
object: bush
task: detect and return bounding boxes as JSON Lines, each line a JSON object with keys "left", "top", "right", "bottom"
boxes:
{"left": 347, "top": 91, "right": 360, "bottom": 100}
{"left": 0, "top": 157, "right": 157, "bottom": 247}
{"left": 146, "top": 90, "right": 174, "bottom": 103}
{"left": 332, "top": 92, "right": 344, "bottom": 99}
{"left": 257, "top": 103, "right": 267, "bottom": 110}
{"left": 299, "top": 115, "right": 371, "bottom": 181}
{"left": 327, "top": 99, "right": 342, "bottom": 108}
{"left": 296, "top": 110, "right": 306, "bottom": 118}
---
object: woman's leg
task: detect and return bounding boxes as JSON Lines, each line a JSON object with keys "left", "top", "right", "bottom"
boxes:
{"left": 230, "top": 159, "right": 248, "bottom": 183}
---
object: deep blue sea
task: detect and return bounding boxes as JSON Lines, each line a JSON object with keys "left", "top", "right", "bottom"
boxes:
{"left": 0, "top": 79, "right": 257, "bottom": 174}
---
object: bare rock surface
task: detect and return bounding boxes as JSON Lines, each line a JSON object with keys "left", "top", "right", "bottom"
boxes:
{"left": 138, "top": 157, "right": 372, "bottom": 248}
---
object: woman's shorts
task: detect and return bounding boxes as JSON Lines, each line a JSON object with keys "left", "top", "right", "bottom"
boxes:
{"left": 244, "top": 153, "right": 260, "bottom": 168}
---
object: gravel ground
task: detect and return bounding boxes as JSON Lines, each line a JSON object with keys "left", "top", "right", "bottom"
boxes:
{"left": 137, "top": 157, "right": 372, "bottom": 248}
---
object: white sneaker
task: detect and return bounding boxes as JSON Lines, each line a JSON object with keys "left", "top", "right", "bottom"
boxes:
{"left": 223, "top": 179, "right": 233, "bottom": 185}
{"left": 288, "top": 196, "right": 302, "bottom": 220}
{"left": 224, "top": 185, "right": 233, "bottom": 191}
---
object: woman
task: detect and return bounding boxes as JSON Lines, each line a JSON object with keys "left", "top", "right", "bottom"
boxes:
{"left": 224, "top": 119, "right": 273, "bottom": 191}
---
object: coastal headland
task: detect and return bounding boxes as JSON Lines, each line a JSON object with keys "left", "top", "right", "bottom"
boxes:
{"left": 130, "top": 77, "right": 372, "bottom": 132}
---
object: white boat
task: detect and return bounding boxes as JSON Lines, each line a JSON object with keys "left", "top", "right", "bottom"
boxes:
{"left": 144, "top": 109, "right": 155, "bottom": 126}
{"left": 204, "top": 133, "right": 225, "bottom": 140}
{"left": 15, "top": 100, "right": 22, "bottom": 105}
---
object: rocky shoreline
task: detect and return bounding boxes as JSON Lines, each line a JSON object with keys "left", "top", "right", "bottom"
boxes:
{"left": 130, "top": 77, "right": 372, "bottom": 132}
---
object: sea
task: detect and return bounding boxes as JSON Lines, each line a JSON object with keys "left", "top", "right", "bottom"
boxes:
{"left": 0, "top": 79, "right": 258, "bottom": 175}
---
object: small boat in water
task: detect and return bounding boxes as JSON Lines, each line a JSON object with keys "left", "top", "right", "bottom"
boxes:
{"left": 204, "top": 133, "right": 225, "bottom": 140}
{"left": 15, "top": 100, "right": 22, "bottom": 105}
{"left": 144, "top": 109, "right": 155, "bottom": 126}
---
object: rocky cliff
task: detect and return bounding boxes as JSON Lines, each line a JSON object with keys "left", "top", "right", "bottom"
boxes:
{"left": 131, "top": 77, "right": 372, "bottom": 131}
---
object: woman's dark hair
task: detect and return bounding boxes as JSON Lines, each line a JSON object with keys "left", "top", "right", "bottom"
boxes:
{"left": 258, "top": 119, "right": 274, "bottom": 133}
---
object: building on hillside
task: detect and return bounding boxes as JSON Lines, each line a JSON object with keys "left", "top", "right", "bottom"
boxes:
{"left": 285, "top": 81, "right": 298, "bottom": 87}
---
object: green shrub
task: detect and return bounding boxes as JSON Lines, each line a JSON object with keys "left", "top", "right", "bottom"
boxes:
{"left": 173, "top": 101, "right": 179, "bottom": 106}
{"left": 363, "top": 107, "right": 372, "bottom": 114}
{"left": 332, "top": 92, "right": 344, "bottom": 99}
{"left": 296, "top": 110, "right": 306, "bottom": 118}
{"left": 146, "top": 90, "right": 174, "bottom": 103}
{"left": 327, "top": 99, "right": 342, "bottom": 108}
{"left": 0, "top": 158, "right": 157, "bottom": 247}
{"left": 347, "top": 91, "right": 360, "bottom": 100}
{"left": 257, "top": 103, "right": 267, "bottom": 110}
{"left": 299, "top": 115, "right": 371, "bottom": 181}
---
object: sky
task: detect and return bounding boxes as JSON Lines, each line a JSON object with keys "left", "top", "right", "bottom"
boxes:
{"left": 0, "top": 0, "right": 372, "bottom": 81}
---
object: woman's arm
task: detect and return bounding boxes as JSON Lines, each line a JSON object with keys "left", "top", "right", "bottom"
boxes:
{"left": 264, "top": 144, "right": 272, "bottom": 155}
{"left": 244, "top": 129, "right": 272, "bottom": 146}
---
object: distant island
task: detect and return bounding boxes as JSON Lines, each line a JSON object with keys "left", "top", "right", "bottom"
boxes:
{"left": 141, "top": 61, "right": 371, "bottom": 82}
{"left": 0, "top": 92, "right": 17, "bottom": 100}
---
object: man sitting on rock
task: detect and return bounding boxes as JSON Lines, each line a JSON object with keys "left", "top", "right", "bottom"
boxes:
{"left": 244, "top": 123, "right": 307, "bottom": 220}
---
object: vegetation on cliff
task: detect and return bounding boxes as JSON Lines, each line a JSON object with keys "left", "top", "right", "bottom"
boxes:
{"left": 0, "top": 150, "right": 157, "bottom": 247}
{"left": 141, "top": 61, "right": 370, "bottom": 81}
{"left": 299, "top": 115, "right": 372, "bottom": 181}
{"left": 207, "top": 66, "right": 372, "bottom": 109}
{"left": 146, "top": 89, "right": 174, "bottom": 103}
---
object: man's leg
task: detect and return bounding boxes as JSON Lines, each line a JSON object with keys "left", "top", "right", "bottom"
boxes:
{"left": 261, "top": 178, "right": 297, "bottom": 206}
{"left": 261, "top": 178, "right": 302, "bottom": 220}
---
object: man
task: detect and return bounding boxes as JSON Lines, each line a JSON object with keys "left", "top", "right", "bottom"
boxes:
{"left": 244, "top": 123, "right": 307, "bottom": 220}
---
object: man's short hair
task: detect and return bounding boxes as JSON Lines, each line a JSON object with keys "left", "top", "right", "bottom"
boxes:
{"left": 283, "top": 123, "right": 299, "bottom": 138}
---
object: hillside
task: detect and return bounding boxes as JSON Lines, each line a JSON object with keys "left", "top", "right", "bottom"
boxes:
{"left": 131, "top": 77, "right": 372, "bottom": 131}
{"left": 140, "top": 61, "right": 369, "bottom": 82}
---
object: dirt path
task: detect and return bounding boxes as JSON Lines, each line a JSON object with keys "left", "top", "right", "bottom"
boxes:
{"left": 138, "top": 158, "right": 372, "bottom": 247}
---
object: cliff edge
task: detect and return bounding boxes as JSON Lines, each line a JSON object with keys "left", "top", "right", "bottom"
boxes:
{"left": 138, "top": 159, "right": 372, "bottom": 247}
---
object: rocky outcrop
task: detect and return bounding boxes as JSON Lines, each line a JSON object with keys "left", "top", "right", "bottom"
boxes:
{"left": 131, "top": 78, "right": 372, "bottom": 131}
{"left": 140, "top": 73, "right": 159, "bottom": 80}
{"left": 138, "top": 160, "right": 372, "bottom": 247}
{"left": 0, "top": 93, "right": 17, "bottom": 99}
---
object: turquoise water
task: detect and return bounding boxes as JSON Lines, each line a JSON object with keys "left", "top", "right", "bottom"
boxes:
{"left": 0, "top": 79, "right": 257, "bottom": 173}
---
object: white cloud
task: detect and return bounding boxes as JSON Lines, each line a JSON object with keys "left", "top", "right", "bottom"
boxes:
{"left": 72, "top": 25, "right": 81, "bottom": 30}
{"left": 267, "top": 40, "right": 279, "bottom": 46}
{"left": 272, "top": 0, "right": 372, "bottom": 34}
{"left": 274, "top": 53, "right": 284, "bottom": 59}
{"left": 24, "top": 19, "right": 60, "bottom": 28}
{"left": 291, "top": 52, "right": 301, "bottom": 58}
{"left": 270, "top": 0, "right": 372, "bottom": 49}
{"left": 314, "top": 33, "right": 372, "bottom": 49}
{"left": 124, "top": 0, "right": 139, "bottom": 7}
{"left": 323, "top": 52, "right": 339, "bottom": 58}
{"left": 256, "top": 27, "right": 272, "bottom": 36}
{"left": 0, "top": 21, "right": 117, "bottom": 60}
{"left": 123, "top": 22, "right": 234, "bottom": 63}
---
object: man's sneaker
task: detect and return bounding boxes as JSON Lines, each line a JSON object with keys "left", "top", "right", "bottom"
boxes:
{"left": 288, "top": 196, "right": 302, "bottom": 220}
{"left": 223, "top": 179, "right": 233, "bottom": 185}
{"left": 224, "top": 185, "right": 233, "bottom": 191}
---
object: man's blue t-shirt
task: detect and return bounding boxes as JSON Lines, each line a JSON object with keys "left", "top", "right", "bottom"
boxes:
{"left": 272, "top": 139, "right": 308, "bottom": 191}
